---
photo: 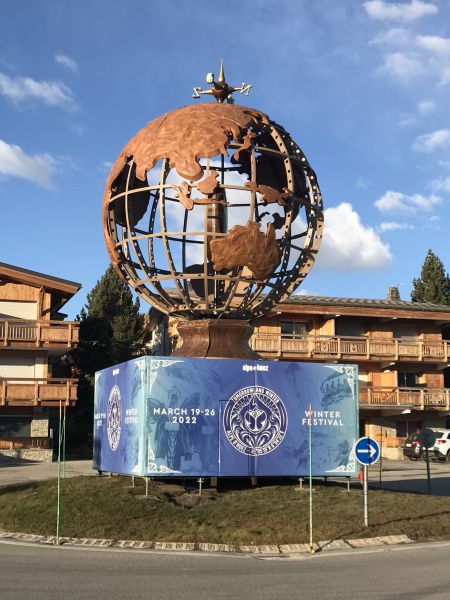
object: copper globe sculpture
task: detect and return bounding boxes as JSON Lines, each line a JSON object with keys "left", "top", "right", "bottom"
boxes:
{"left": 103, "top": 65, "right": 324, "bottom": 327}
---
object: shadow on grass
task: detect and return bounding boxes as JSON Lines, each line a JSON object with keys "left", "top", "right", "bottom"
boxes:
{"left": 370, "top": 477, "right": 450, "bottom": 497}
{"left": 0, "top": 455, "right": 41, "bottom": 468}
{"left": 369, "top": 508, "right": 450, "bottom": 529}
{"left": 0, "top": 480, "right": 50, "bottom": 495}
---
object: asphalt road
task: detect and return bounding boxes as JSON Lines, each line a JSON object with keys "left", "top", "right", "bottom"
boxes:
{"left": 2, "top": 539, "right": 450, "bottom": 599}
{"left": 367, "top": 458, "right": 450, "bottom": 496}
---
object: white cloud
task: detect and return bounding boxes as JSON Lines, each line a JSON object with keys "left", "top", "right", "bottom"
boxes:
{"left": 69, "top": 122, "right": 85, "bottom": 136}
{"left": 414, "top": 35, "right": 450, "bottom": 84}
{"left": 378, "top": 221, "right": 414, "bottom": 232}
{"left": 0, "top": 57, "right": 15, "bottom": 70}
{"left": 356, "top": 176, "right": 371, "bottom": 189}
{"left": 369, "top": 27, "right": 412, "bottom": 46}
{"left": 374, "top": 190, "right": 441, "bottom": 212}
{"left": 291, "top": 288, "right": 313, "bottom": 296}
{"left": 0, "top": 138, "right": 56, "bottom": 188}
{"left": 364, "top": 1, "right": 438, "bottom": 22}
{"left": 416, "top": 35, "right": 450, "bottom": 55}
{"left": 412, "top": 129, "right": 450, "bottom": 152}
{"left": 371, "top": 30, "right": 450, "bottom": 85}
{"left": 417, "top": 99, "right": 436, "bottom": 114}
{"left": 54, "top": 53, "right": 78, "bottom": 74}
{"left": 430, "top": 176, "right": 450, "bottom": 193}
{"left": 377, "top": 52, "right": 425, "bottom": 81}
{"left": 0, "top": 72, "right": 77, "bottom": 111}
{"left": 316, "top": 203, "right": 392, "bottom": 270}
{"left": 398, "top": 112, "right": 417, "bottom": 126}
{"left": 99, "top": 160, "right": 113, "bottom": 172}
{"left": 426, "top": 214, "right": 441, "bottom": 229}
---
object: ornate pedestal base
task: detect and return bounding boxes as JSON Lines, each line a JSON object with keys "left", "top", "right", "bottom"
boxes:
{"left": 172, "top": 319, "right": 260, "bottom": 359}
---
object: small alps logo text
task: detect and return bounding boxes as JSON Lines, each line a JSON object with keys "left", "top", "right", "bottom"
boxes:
{"left": 242, "top": 364, "right": 269, "bottom": 373}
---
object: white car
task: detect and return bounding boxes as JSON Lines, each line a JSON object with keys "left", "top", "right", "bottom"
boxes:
{"left": 431, "top": 429, "right": 450, "bottom": 463}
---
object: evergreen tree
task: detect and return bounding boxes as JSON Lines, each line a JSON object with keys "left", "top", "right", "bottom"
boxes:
{"left": 411, "top": 249, "right": 450, "bottom": 305}
{"left": 76, "top": 265, "right": 148, "bottom": 374}
{"left": 67, "top": 265, "right": 149, "bottom": 455}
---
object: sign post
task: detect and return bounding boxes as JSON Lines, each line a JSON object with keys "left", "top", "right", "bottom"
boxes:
{"left": 418, "top": 428, "right": 436, "bottom": 495}
{"left": 355, "top": 437, "right": 380, "bottom": 527}
{"left": 308, "top": 403, "right": 314, "bottom": 554}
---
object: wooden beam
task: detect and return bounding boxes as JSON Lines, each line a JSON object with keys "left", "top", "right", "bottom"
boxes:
{"left": 275, "top": 303, "right": 450, "bottom": 321}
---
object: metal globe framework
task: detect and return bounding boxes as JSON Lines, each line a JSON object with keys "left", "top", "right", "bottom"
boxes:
{"left": 103, "top": 102, "right": 323, "bottom": 320}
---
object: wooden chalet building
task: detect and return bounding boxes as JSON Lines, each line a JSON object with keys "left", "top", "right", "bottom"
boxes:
{"left": 149, "top": 287, "right": 450, "bottom": 459}
{"left": 0, "top": 262, "right": 81, "bottom": 461}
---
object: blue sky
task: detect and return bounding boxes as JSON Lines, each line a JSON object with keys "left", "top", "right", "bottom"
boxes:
{"left": 1, "top": 0, "right": 450, "bottom": 319}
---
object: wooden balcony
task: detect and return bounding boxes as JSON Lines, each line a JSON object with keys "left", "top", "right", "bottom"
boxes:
{"left": 359, "top": 387, "right": 450, "bottom": 410}
{"left": 251, "top": 332, "right": 450, "bottom": 363}
{"left": 0, "top": 378, "right": 78, "bottom": 407}
{"left": 0, "top": 437, "right": 51, "bottom": 450}
{"left": 0, "top": 318, "right": 79, "bottom": 349}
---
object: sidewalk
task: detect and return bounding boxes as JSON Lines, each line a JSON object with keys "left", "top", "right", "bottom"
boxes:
{"left": 0, "top": 458, "right": 95, "bottom": 488}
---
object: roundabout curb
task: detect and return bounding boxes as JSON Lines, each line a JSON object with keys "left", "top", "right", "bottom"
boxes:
{"left": 0, "top": 529, "right": 414, "bottom": 555}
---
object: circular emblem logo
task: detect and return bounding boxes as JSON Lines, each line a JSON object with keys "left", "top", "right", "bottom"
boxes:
{"left": 107, "top": 385, "right": 121, "bottom": 452}
{"left": 223, "top": 386, "right": 288, "bottom": 456}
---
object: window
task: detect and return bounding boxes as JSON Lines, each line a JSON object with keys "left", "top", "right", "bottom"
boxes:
{"left": 0, "top": 417, "right": 31, "bottom": 438}
{"left": 398, "top": 372, "right": 421, "bottom": 388}
{"left": 396, "top": 421, "right": 421, "bottom": 437}
{"left": 393, "top": 323, "right": 419, "bottom": 339}
{"left": 335, "top": 319, "right": 366, "bottom": 337}
{"left": 280, "top": 321, "right": 309, "bottom": 338}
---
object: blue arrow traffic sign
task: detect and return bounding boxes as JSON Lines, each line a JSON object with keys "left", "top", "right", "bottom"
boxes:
{"left": 355, "top": 437, "right": 380, "bottom": 466}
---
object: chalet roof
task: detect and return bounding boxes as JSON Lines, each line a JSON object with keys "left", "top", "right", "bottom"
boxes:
{"left": 0, "top": 261, "right": 81, "bottom": 296}
{"left": 142, "top": 289, "right": 450, "bottom": 322}
{"left": 282, "top": 294, "right": 450, "bottom": 314}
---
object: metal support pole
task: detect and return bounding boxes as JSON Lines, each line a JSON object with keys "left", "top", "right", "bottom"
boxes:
{"left": 347, "top": 477, "right": 350, "bottom": 492}
{"left": 363, "top": 464, "right": 368, "bottom": 527}
{"left": 308, "top": 404, "right": 314, "bottom": 553}
{"left": 145, "top": 477, "right": 149, "bottom": 497}
{"left": 56, "top": 399, "right": 62, "bottom": 545}
{"left": 379, "top": 426, "right": 383, "bottom": 490}
{"left": 131, "top": 476, "right": 135, "bottom": 488}
{"left": 198, "top": 477, "right": 204, "bottom": 496}
{"left": 62, "top": 406, "right": 66, "bottom": 480}
{"left": 425, "top": 448, "right": 431, "bottom": 495}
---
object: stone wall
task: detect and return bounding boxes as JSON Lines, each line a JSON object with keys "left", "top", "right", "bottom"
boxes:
{"left": 0, "top": 448, "right": 53, "bottom": 462}
{"left": 30, "top": 411, "right": 49, "bottom": 437}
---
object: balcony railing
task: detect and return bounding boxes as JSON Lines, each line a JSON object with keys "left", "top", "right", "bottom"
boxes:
{"left": 359, "top": 386, "right": 450, "bottom": 410}
{"left": 0, "top": 318, "right": 79, "bottom": 349}
{"left": 0, "top": 378, "right": 78, "bottom": 407}
{"left": 251, "top": 332, "right": 450, "bottom": 362}
{"left": 0, "top": 437, "right": 51, "bottom": 450}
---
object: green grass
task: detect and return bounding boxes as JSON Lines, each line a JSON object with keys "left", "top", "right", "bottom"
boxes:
{"left": 1, "top": 476, "right": 450, "bottom": 545}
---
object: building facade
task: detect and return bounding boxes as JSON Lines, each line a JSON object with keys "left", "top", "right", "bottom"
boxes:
{"left": 152, "top": 288, "right": 450, "bottom": 459}
{"left": 0, "top": 262, "right": 81, "bottom": 461}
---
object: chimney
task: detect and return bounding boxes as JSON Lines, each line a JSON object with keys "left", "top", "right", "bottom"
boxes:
{"left": 386, "top": 286, "right": 401, "bottom": 302}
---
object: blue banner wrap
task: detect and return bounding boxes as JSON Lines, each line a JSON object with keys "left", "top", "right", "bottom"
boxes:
{"left": 93, "top": 357, "right": 358, "bottom": 477}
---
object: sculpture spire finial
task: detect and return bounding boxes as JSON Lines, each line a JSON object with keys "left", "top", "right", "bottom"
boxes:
{"left": 217, "top": 59, "right": 225, "bottom": 84}
{"left": 192, "top": 60, "right": 252, "bottom": 103}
